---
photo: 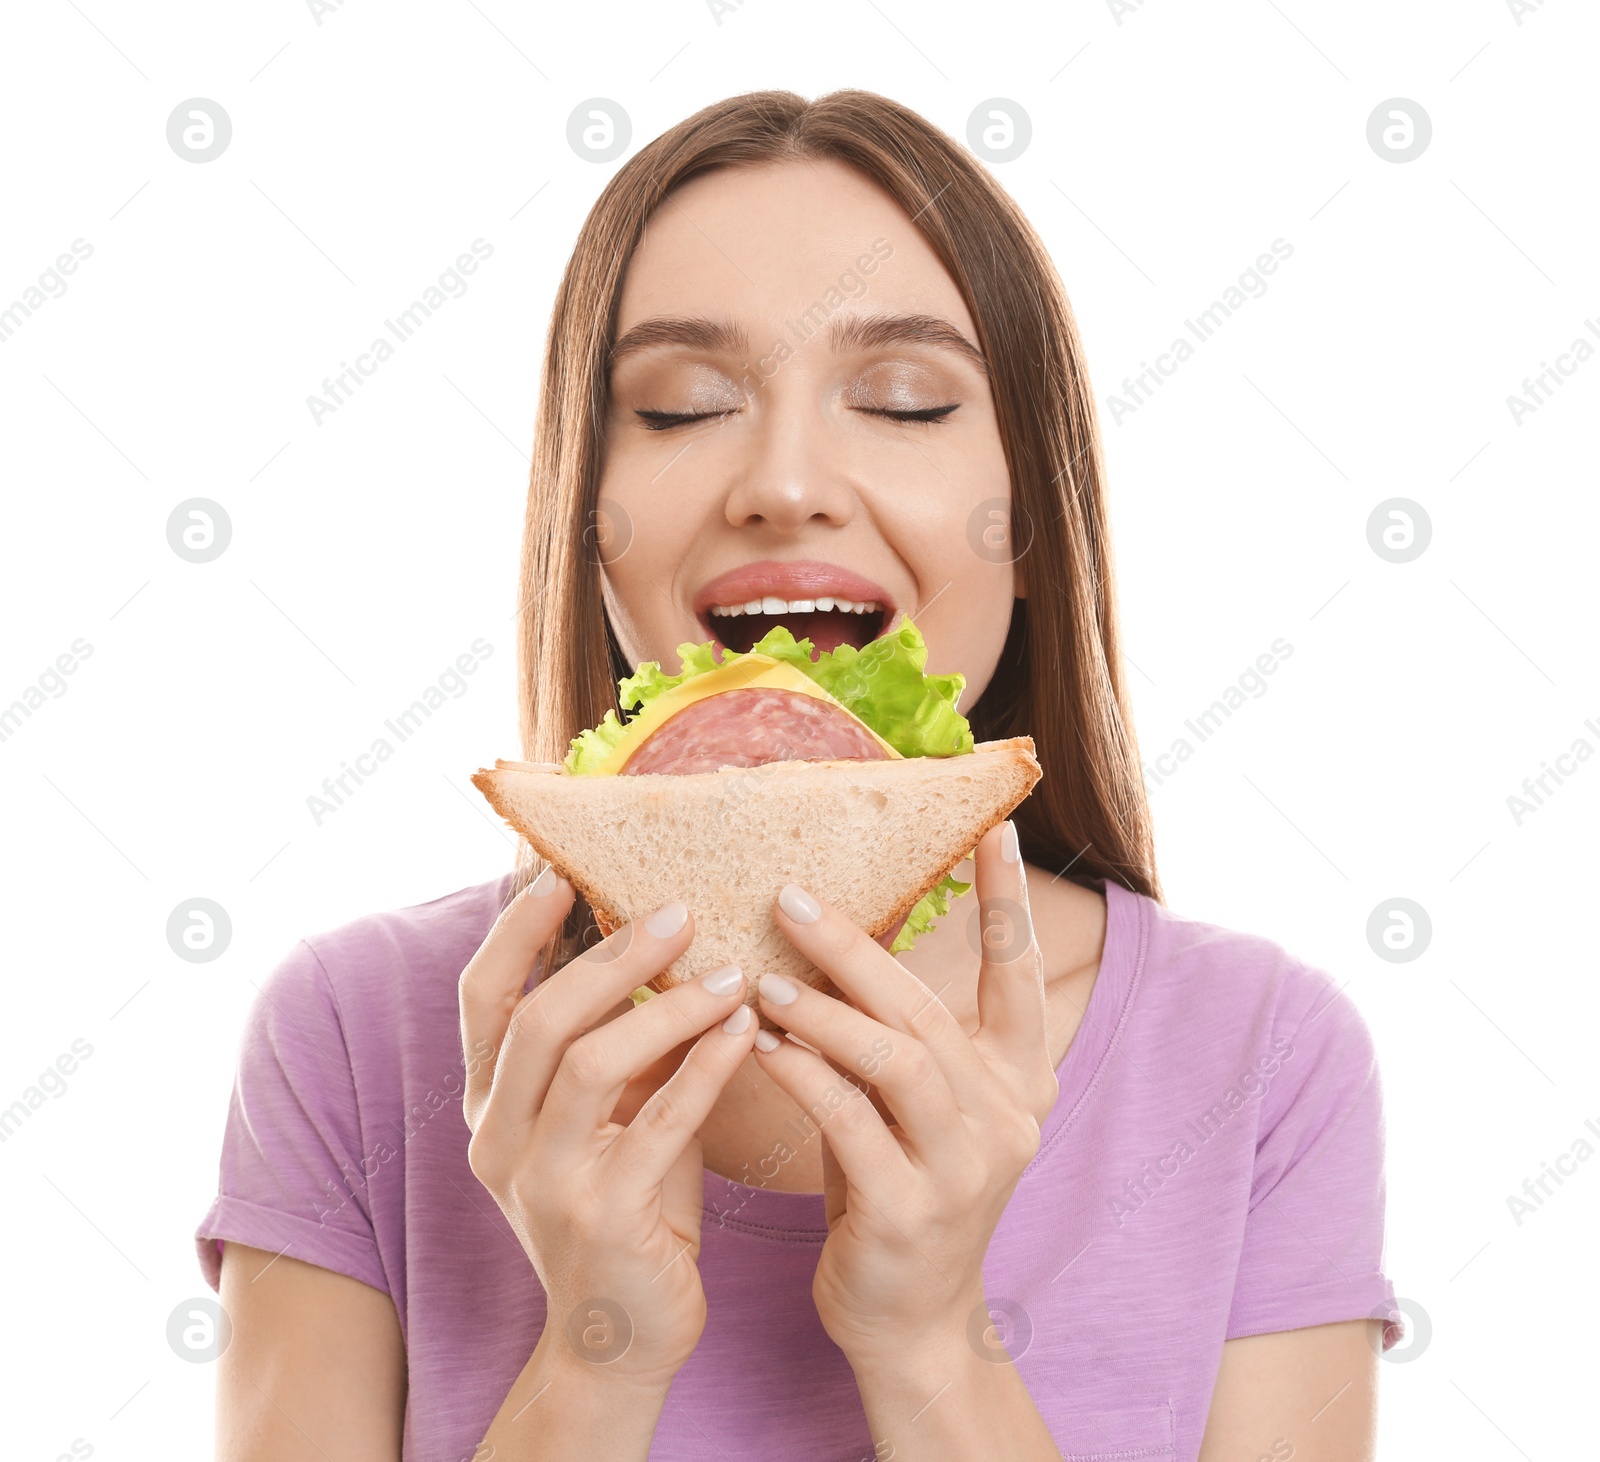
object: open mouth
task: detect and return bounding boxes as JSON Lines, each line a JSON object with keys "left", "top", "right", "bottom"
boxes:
{"left": 701, "top": 597, "right": 889, "bottom": 658}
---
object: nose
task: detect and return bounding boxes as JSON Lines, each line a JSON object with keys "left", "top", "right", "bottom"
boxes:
{"left": 721, "top": 383, "right": 856, "bottom": 532}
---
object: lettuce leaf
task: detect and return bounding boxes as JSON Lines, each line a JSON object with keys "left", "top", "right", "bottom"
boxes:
{"left": 563, "top": 707, "right": 633, "bottom": 777}
{"left": 567, "top": 617, "right": 978, "bottom": 956}
{"left": 565, "top": 617, "right": 973, "bottom": 773}
{"left": 889, "top": 868, "right": 974, "bottom": 954}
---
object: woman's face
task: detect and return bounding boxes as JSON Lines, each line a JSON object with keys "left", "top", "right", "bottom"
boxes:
{"left": 598, "top": 157, "right": 1021, "bottom": 705}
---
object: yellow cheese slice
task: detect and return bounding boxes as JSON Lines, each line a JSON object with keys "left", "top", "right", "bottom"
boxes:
{"left": 591, "top": 653, "right": 904, "bottom": 776}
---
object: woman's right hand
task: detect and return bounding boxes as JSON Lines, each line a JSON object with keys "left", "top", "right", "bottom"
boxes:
{"left": 459, "top": 867, "right": 756, "bottom": 1391}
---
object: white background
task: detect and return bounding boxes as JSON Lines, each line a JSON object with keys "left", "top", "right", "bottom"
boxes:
{"left": 2, "top": 1, "right": 1595, "bottom": 1457}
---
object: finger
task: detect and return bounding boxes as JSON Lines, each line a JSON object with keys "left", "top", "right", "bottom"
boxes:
{"left": 606, "top": 1000, "right": 760, "bottom": 1192}
{"left": 459, "top": 867, "right": 574, "bottom": 1126}
{"left": 749, "top": 1027, "right": 909, "bottom": 1204}
{"left": 482, "top": 900, "right": 700, "bottom": 1136}
{"left": 533, "top": 965, "right": 757, "bottom": 1153}
{"left": 754, "top": 972, "right": 965, "bottom": 1167}
{"left": 970, "top": 821, "right": 1054, "bottom": 1106}
{"left": 773, "top": 880, "right": 990, "bottom": 1108}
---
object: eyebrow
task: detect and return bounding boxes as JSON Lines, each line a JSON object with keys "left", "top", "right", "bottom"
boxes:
{"left": 828, "top": 313, "right": 988, "bottom": 375}
{"left": 608, "top": 311, "right": 988, "bottom": 374}
{"left": 610, "top": 316, "right": 749, "bottom": 366}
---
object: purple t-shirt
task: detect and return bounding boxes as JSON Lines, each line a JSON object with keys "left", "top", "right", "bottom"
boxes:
{"left": 197, "top": 875, "right": 1401, "bottom": 1462}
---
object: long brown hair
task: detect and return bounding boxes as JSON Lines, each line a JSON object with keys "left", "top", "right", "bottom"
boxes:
{"left": 510, "top": 89, "right": 1162, "bottom": 974}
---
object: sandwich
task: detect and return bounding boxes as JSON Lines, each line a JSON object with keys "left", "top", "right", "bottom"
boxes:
{"left": 471, "top": 618, "right": 1040, "bottom": 1013}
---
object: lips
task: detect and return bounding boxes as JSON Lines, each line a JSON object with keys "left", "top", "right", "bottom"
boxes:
{"left": 692, "top": 559, "right": 897, "bottom": 658}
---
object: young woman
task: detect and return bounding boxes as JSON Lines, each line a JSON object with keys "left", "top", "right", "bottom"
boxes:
{"left": 199, "top": 91, "right": 1400, "bottom": 1462}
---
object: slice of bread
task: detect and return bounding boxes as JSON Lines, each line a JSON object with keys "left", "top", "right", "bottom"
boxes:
{"left": 471, "top": 738, "right": 1041, "bottom": 1012}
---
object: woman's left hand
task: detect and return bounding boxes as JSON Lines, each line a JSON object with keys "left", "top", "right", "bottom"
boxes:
{"left": 752, "top": 818, "right": 1060, "bottom": 1368}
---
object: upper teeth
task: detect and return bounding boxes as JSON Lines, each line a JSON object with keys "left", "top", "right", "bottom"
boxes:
{"left": 709, "top": 596, "right": 882, "bottom": 617}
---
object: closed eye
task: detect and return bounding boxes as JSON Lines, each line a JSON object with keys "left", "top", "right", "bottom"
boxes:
{"left": 860, "top": 404, "right": 960, "bottom": 424}
{"left": 634, "top": 408, "right": 736, "bottom": 431}
{"left": 635, "top": 403, "right": 960, "bottom": 430}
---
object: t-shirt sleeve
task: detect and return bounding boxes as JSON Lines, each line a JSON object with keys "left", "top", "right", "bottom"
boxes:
{"left": 194, "top": 938, "right": 390, "bottom": 1296}
{"left": 1226, "top": 972, "right": 1403, "bottom": 1351}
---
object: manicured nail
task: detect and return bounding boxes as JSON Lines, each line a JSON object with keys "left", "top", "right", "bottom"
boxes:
{"left": 753, "top": 1029, "right": 781, "bottom": 1053}
{"left": 759, "top": 972, "right": 799, "bottom": 1005}
{"left": 700, "top": 964, "right": 745, "bottom": 996}
{"left": 778, "top": 884, "right": 820, "bottom": 924}
{"left": 1000, "top": 820, "right": 1020, "bottom": 864}
{"left": 644, "top": 901, "right": 687, "bottom": 938}
{"left": 527, "top": 866, "right": 558, "bottom": 897}
{"left": 721, "top": 1004, "right": 752, "bottom": 1034}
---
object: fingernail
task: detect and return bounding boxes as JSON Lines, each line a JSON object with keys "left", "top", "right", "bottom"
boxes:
{"left": 721, "top": 1004, "right": 752, "bottom": 1034}
{"left": 527, "top": 866, "right": 558, "bottom": 896}
{"left": 778, "top": 884, "right": 820, "bottom": 924}
{"left": 644, "top": 901, "right": 687, "bottom": 938}
{"left": 759, "top": 972, "right": 798, "bottom": 1005}
{"left": 753, "top": 1029, "right": 781, "bottom": 1053}
{"left": 1000, "top": 820, "right": 1020, "bottom": 864}
{"left": 700, "top": 964, "right": 745, "bottom": 996}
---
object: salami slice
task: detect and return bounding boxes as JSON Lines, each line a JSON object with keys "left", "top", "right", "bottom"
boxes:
{"left": 620, "top": 687, "right": 891, "bottom": 775}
